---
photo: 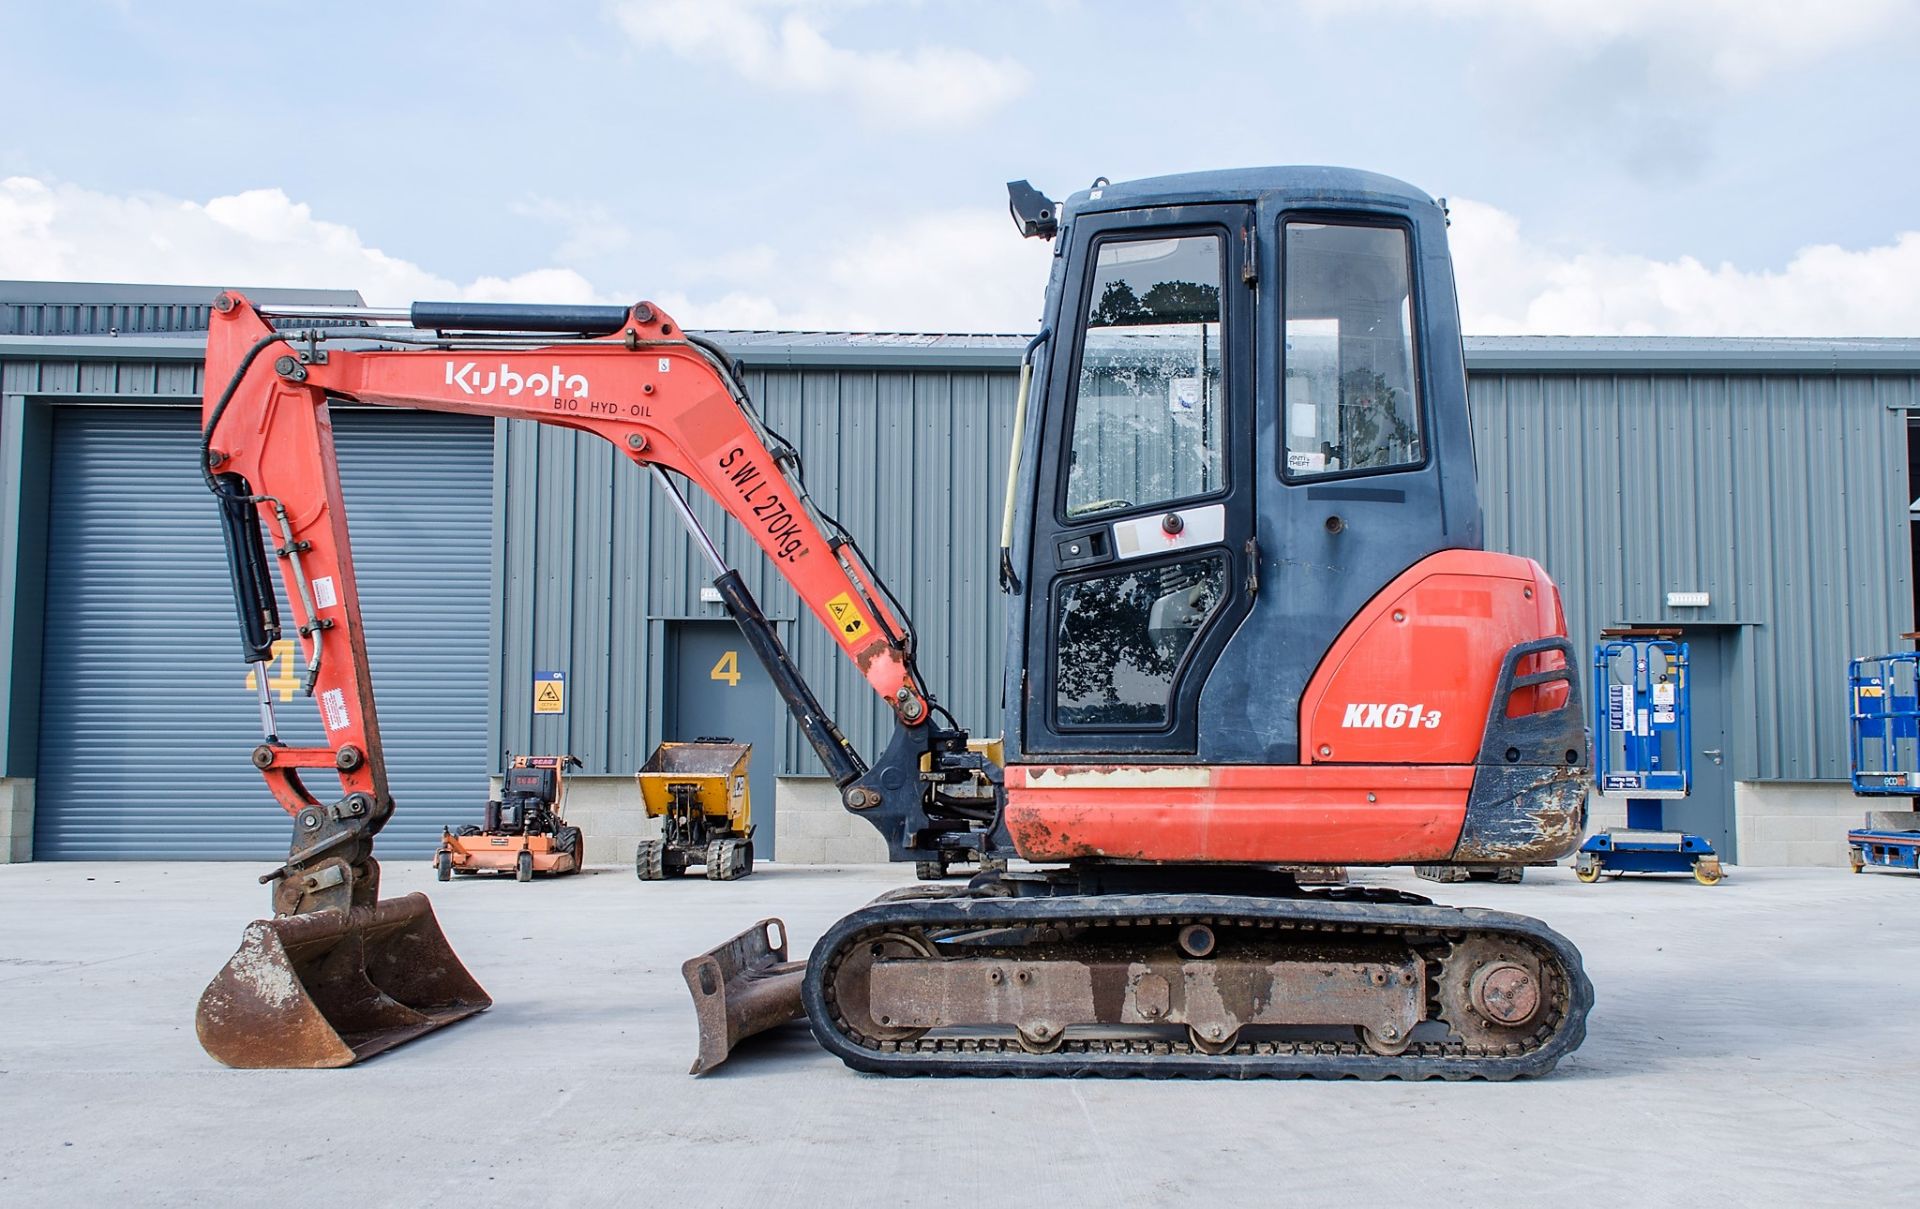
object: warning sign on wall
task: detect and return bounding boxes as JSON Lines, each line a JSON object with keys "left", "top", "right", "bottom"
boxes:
{"left": 534, "top": 671, "right": 566, "bottom": 715}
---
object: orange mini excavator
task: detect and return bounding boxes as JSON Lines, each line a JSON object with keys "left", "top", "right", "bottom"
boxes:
{"left": 194, "top": 167, "right": 1592, "bottom": 1076}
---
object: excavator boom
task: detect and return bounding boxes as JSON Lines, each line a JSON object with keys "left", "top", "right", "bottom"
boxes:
{"left": 194, "top": 294, "right": 953, "bottom": 1065}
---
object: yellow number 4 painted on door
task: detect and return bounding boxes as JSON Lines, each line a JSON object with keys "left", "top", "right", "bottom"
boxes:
{"left": 709, "top": 649, "right": 742, "bottom": 687}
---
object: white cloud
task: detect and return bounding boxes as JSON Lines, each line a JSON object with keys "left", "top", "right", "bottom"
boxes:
{"left": 1322, "top": 0, "right": 1908, "bottom": 86}
{"left": 0, "top": 176, "right": 604, "bottom": 306}
{"left": 10, "top": 175, "right": 1919, "bottom": 338}
{"left": 655, "top": 209, "right": 1052, "bottom": 332}
{"left": 609, "top": 0, "right": 1029, "bottom": 128}
{"left": 508, "top": 196, "right": 635, "bottom": 264}
{"left": 0, "top": 175, "right": 1052, "bottom": 332}
{"left": 1448, "top": 197, "right": 1920, "bottom": 336}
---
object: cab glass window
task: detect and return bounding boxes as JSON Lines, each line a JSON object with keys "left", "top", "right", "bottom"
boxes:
{"left": 1282, "top": 222, "right": 1423, "bottom": 478}
{"left": 1055, "top": 555, "right": 1226, "bottom": 728}
{"left": 1065, "top": 234, "right": 1226, "bottom": 519}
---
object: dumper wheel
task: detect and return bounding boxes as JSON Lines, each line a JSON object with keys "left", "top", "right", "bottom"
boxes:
{"left": 637, "top": 839, "right": 665, "bottom": 880}
{"left": 737, "top": 840, "right": 755, "bottom": 877}
{"left": 1494, "top": 867, "right": 1525, "bottom": 885}
{"left": 707, "top": 839, "right": 738, "bottom": 882}
{"left": 978, "top": 855, "right": 1008, "bottom": 875}
{"left": 516, "top": 850, "right": 534, "bottom": 882}
{"left": 914, "top": 859, "right": 946, "bottom": 881}
{"left": 435, "top": 851, "right": 452, "bottom": 882}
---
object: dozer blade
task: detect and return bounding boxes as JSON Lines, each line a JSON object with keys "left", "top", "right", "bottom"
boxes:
{"left": 196, "top": 892, "right": 490, "bottom": 1068}
{"left": 683, "top": 917, "right": 806, "bottom": 1074}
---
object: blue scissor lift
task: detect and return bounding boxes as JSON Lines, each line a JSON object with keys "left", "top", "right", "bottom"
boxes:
{"left": 1847, "top": 651, "right": 1920, "bottom": 874}
{"left": 1575, "top": 634, "right": 1725, "bottom": 885}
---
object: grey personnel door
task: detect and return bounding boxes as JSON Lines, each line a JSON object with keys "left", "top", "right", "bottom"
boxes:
{"left": 667, "top": 620, "right": 777, "bottom": 858}
{"left": 1669, "top": 627, "right": 1737, "bottom": 860}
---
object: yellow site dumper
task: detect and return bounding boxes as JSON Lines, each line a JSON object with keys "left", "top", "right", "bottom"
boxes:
{"left": 635, "top": 742, "right": 755, "bottom": 881}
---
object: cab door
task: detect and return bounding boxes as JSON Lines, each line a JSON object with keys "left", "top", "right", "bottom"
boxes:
{"left": 1021, "top": 205, "right": 1256, "bottom": 757}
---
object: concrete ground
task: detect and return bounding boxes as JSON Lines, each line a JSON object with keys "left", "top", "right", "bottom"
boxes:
{"left": 2, "top": 860, "right": 1917, "bottom": 1208}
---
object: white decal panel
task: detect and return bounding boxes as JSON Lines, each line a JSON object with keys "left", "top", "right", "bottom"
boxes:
{"left": 320, "top": 688, "right": 350, "bottom": 732}
{"left": 1111, "top": 503, "right": 1226, "bottom": 560}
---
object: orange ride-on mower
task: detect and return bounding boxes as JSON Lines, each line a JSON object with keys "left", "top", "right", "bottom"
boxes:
{"left": 436, "top": 755, "right": 585, "bottom": 882}
{"left": 635, "top": 742, "right": 755, "bottom": 881}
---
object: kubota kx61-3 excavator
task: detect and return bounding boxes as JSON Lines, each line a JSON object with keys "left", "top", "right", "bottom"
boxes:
{"left": 195, "top": 167, "right": 1593, "bottom": 1077}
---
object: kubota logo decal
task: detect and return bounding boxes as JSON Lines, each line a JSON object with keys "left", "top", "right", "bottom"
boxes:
{"left": 1341, "top": 703, "right": 1443, "bottom": 729}
{"left": 445, "top": 361, "right": 589, "bottom": 398}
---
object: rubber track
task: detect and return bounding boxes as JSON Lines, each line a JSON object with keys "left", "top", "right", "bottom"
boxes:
{"left": 802, "top": 893, "right": 1593, "bottom": 1080}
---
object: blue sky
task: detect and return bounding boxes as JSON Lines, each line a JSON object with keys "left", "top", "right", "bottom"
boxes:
{"left": 4, "top": 0, "right": 1919, "bottom": 334}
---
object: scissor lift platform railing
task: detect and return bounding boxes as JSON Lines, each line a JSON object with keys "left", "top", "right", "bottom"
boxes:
{"left": 1577, "top": 636, "right": 1723, "bottom": 885}
{"left": 1847, "top": 652, "right": 1920, "bottom": 876}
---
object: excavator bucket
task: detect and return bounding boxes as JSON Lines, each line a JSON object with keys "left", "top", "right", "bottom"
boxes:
{"left": 196, "top": 893, "right": 490, "bottom": 1068}
{"left": 682, "top": 917, "right": 806, "bottom": 1074}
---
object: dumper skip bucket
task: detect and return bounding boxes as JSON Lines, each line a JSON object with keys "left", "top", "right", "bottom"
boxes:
{"left": 196, "top": 893, "right": 490, "bottom": 1068}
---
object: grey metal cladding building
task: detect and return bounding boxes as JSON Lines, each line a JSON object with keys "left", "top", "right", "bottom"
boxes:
{"left": 2, "top": 282, "right": 1915, "bottom": 867}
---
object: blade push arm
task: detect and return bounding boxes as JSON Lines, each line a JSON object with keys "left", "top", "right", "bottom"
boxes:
{"left": 201, "top": 293, "right": 935, "bottom": 904}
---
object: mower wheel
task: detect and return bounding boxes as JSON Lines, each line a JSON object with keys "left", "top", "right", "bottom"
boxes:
{"left": 434, "top": 850, "right": 452, "bottom": 882}
{"left": 555, "top": 825, "right": 584, "bottom": 873}
{"left": 516, "top": 849, "right": 534, "bottom": 882}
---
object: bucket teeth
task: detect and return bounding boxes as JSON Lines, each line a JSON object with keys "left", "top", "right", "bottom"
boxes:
{"left": 683, "top": 917, "right": 807, "bottom": 1074}
{"left": 195, "top": 893, "right": 490, "bottom": 1068}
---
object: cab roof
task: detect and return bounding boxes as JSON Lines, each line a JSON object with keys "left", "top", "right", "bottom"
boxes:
{"left": 1064, "top": 166, "right": 1439, "bottom": 219}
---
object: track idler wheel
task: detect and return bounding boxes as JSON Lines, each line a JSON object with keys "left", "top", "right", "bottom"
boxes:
{"left": 827, "top": 929, "right": 936, "bottom": 1044}
{"left": 1434, "top": 936, "right": 1550, "bottom": 1052}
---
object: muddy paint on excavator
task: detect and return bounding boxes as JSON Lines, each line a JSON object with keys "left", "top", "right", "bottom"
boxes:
{"left": 193, "top": 165, "right": 1591, "bottom": 1078}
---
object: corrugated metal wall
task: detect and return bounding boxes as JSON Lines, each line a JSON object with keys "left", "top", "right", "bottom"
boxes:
{"left": 497, "top": 364, "right": 1021, "bottom": 776}
{"left": 1472, "top": 371, "right": 1916, "bottom": 781}
{"left": 7, "top": 318, "right": 1916, "bottom": 801}
{"left": 499, "top": 355, "right": 1919, "bottom": 787}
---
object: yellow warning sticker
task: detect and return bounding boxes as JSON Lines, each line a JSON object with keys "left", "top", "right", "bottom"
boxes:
{"left": 534, "top": 671, "right": 565, "bottom": 714}
{"left": 823, "top": 591, "right": 870, "bottom": 643}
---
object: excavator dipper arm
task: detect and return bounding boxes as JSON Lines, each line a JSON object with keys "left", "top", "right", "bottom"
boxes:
{"left": 192, "top": 293, "right": 950, "bottom": 1067}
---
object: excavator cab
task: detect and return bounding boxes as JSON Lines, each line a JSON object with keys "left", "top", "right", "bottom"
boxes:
{"left": 986, "top": 170, "right": 1583, "bottom": 868}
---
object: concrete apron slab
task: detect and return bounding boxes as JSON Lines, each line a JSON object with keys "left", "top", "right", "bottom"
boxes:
{"left": 2, "top": 860, "right": 1919, "bottom": 1207}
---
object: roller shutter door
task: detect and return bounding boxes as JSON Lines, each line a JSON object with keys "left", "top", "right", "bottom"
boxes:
{"left": 35, "top": 405, "right": 493, "bottom": 860}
